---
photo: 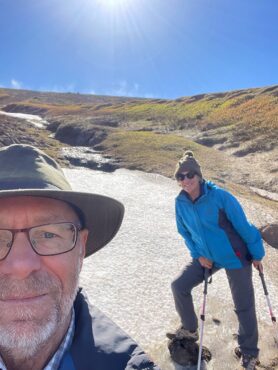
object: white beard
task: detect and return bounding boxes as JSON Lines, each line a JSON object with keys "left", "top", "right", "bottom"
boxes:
{"left": 0, "top": 258, "right": 81, "bottom": 359}
{"left": 0, "top": 313, "right": 58, "bottom": 358}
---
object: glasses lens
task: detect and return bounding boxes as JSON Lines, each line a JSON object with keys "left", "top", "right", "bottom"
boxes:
{"left": 177, "top": 172, "right": 195, "bottom": 181}
{"left": 177, "top": 173, "right": 185, "bottom": 181}
{"left": 186, "top": 172, "right": 195, "bottom": 179}
{"left": 30, "top": 223, "right": 78, "bottom": 256}
{"left": 0, "top": 230, "right": 13, "bottom": 260}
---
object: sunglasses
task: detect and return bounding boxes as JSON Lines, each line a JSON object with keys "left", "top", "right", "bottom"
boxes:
{"left": 177, "top": 172, "right": 196, "bottom": 181}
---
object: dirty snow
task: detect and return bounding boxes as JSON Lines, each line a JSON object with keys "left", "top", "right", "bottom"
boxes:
{"left": 64, "top": 167, "right": 278, "bottom": 370}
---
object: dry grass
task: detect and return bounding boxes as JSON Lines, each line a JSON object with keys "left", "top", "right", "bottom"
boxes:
{"left": 102, "top": 129, "right": 232, "bottom": 179}
{"left": 0, "top": 85, "right": 277, "bottom": 210}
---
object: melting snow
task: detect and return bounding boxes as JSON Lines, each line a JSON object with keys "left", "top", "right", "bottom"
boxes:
{"left": 0, "top": 110, "right": 49, "bottom": 128}
{"left": 65, "top": 167, "right": 278, "bottom": 370}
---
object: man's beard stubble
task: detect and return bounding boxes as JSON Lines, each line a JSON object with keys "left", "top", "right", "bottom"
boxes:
{"left": 0, "top": 266, "right": 80, "bottom": 359}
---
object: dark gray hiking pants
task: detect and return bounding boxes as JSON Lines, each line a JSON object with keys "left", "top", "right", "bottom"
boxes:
{"left": 171, "top": 259, "right": 259, "bottom": 357}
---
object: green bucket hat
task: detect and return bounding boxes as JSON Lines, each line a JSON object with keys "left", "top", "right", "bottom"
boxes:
{"left": 0, "top": 144, "right": 124, "bottom": 257}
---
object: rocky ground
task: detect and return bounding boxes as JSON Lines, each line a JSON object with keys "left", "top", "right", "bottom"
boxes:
{"left": 0, "top": 108, "right": 277, "bottom": 369}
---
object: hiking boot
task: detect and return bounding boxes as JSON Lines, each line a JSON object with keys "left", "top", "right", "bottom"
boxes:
{"left": 234, "top": 347, "right": 259, "bottom": 370}
{"left": 166, "top": 326, "right": 199, "bottom": 342}
{"left": 241, "top": 354, "right": 258, "bottom": 369}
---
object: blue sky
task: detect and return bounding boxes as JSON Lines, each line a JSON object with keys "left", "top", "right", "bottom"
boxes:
{"left": 0, "top": 0, "right": 277, "bottom": 99}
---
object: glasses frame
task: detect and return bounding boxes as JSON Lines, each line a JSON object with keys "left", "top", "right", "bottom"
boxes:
{"left": 0, "top": 222, "right": 81, "bottom": 261}
{"left": 177, "top": 171, "right": 196, "bottom": 181}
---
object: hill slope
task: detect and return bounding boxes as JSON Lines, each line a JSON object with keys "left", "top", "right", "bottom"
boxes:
{"left": 0, "top": 85, "right": 277, "bottom": 201}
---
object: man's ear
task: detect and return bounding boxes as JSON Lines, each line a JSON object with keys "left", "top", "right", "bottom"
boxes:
{"left": 79, "top": 229, "right": 89, "bottom": 259}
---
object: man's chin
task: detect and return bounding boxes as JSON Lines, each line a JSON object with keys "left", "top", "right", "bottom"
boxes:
{"left": 0, "top": 312, "right": 58, "bottom": 357}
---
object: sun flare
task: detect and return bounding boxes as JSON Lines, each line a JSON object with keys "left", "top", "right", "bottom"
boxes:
{"left": 97, "top": 0, "right": 131, "bottom": 8}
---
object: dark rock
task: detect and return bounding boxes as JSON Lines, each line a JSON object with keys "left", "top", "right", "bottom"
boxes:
{"left": 47, "top": 120, "right": 61, "bottom": 131}
{"left": 260, "top": 224, "right": 278, "bottom": 249}
{"left": 55, "top": 123, "right": 107, "bottom": 147}
{"left": 2, "top": 103, "right": 48, "bottom": 115}
{"left": 167, "top": 336, "right": 211, "bottom": 366}
{"left": 218, "top": 141, "right": 240, "bottom": 150}
{"left": 136, "top": 127, "right": 154, "bottom": 132}
{"left": 86, "top": 159, "right": 119, "bottom": 172}
{"left": 93, "top": 144, "right": 105, "bottom": 151}
{"left": 195, "top": 136, "right": 227, "bottom": 147}
{"left": 87, "top": 116, "right": 119, "bottom": 127}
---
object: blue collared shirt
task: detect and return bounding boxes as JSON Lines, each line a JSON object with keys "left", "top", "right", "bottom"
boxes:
{"left": 0, "top": 309, "right": 75, "bottom": 370}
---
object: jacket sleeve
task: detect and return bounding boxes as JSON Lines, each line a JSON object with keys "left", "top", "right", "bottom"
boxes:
{"left": 221, "top": 190, "right": 265, "bottom": 261}
{"left": 72, "top": 290, "right": 162, "bottom": 370}
{"left": 126, "top": 347, "right": 161, "bottom": 369}
{"left": 175, "top": 203, "right": 200, "bottom": 259}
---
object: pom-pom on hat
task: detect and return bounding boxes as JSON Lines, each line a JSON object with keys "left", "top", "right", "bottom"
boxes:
{"left": 174, "top": 150, "right": 202, "bottom": 180}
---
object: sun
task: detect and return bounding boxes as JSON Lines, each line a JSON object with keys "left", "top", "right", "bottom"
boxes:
{"left": 97, "top": 0, "right": 131, "bottom": 8}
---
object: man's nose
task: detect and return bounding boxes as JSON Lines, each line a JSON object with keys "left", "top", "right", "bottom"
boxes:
{"left": 0, "top": 231, "right": 41, "bottom": 278}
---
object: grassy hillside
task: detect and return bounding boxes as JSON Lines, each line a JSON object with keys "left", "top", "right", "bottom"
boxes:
{"left": 1, "top": 86, "right": 277, "bottom": 150}
{"left": 0, "top": 85, "right": 277, "bottom": 200}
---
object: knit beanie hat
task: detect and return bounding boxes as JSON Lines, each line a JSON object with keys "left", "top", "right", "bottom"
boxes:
{"left": 174, "top": 150, "right": 202, "bottom": 180}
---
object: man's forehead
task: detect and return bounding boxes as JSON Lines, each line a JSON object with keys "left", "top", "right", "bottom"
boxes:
{"left": 0, "top": 196, "right": 78, "bottom": 221}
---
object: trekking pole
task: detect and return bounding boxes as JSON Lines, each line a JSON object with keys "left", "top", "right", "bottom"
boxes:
{"left": 197, "top": 268, "right": 210, "bottom": 370}
{"left": 258, "top": 266, "right": 278, "bottom": 345}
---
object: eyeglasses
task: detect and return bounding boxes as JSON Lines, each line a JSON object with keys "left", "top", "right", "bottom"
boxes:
{"left": 0, "top": 222, "right": 81, "bottom": 261}
{"left": 176, "top": 172, "right": 196, "bottom": 181}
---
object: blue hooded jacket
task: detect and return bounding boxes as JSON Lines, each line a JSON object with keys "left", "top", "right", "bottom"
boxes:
{"left": 175, "top": 181, "right": 264, "bottom": 269}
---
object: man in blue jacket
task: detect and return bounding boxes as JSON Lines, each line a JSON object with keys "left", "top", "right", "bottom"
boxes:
{"left": 170, "top": 150, "right": 265, "bottom": 370}
{"left": 0, "top": 144, "right": 159, "bottom": 370}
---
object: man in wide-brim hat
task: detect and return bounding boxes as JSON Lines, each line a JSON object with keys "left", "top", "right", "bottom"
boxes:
{"left": 0, "top": 144, "right": 159, "bottom": 370}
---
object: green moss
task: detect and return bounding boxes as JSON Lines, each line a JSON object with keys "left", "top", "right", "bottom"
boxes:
{"left": 101, "top": 130, "right": 229, "bottom": 177}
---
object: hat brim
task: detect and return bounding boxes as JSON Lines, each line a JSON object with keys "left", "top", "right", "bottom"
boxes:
{"left": 0, "top": 189, "right": 124, "bottom": 257}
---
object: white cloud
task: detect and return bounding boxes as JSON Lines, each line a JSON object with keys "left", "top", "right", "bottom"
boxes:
{"left": 11, "top": 79, "right": 23, "bottom": 89}
{"left": 39, "top": 84, "right": 76, "bottom": 93}
{"left": 105, "top": 81, "right": 157, "bottom": 99}
{"left": 106, "top": 81, "right": 141, "bottom": 97}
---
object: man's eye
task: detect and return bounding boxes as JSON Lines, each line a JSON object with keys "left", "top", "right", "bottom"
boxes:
{"left": 43, "top": 232, "right": 56, "bottom": 239}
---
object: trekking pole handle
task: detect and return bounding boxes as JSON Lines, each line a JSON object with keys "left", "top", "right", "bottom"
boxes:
{"left": 200, "top": 268, "right": 211, "bottom": 320}
{"left": 203, "top": 268, "right": 211, "bottom": 295}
